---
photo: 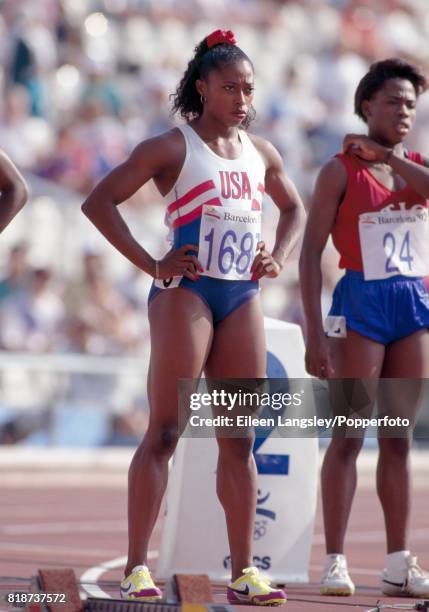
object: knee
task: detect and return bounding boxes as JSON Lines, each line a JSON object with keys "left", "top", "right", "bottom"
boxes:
{"left": 328, "top": 437, "right": 364, "bottom": 461}
{"left": 378, "top": 437, "right": 410, "bottom": 461}
{"left": 147, "top": 423, "right": 180, "bottom": 457}
{"left": 218, "top": 436, "right": 254, "bottom": 462}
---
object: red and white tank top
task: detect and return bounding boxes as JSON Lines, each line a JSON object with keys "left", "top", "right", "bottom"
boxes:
{"left": 161, "top": 124, "right": 267, "bottom": 281}
{"left": 164, "top": 124, "right": 266, "bottom": 239}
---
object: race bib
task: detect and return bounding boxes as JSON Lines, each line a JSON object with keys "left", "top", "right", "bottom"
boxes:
{"left": 359, "top": 208, "right": 429, "bottom": 280}
{"left": 198, "top": 205, "right": 262, "bottom": 280}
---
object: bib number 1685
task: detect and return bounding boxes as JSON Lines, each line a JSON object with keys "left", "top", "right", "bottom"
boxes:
{"left": 204, "top": 228, "right": 260, "bottom": 276}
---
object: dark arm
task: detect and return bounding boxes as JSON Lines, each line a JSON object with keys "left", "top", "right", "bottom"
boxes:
{"left": 250, "top": 135, "right": 306, "bottom": 278}
{"left": 299, "top": 157, "right": 347, "bottom": 377}
{"left": 343, "top": 133, "right": 429, "bottom": 198}
{"left": 82, "top": 130, "right": 202, "bottom": 281}
{"left": 264, "top": 142, "right": 306, "bottom": 267}
{"left": 0, "top": 151, "right": 29, "bottom": 233}
{"left": 388, "top": 152, "right": 429, "bottom": 198}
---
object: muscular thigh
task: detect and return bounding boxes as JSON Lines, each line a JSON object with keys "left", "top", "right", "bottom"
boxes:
{"left": 205, "top": 294, "right": 266, "bottom": 378}
{"left": 147, "top": 288, "right": 213, "bottom": 429}
{"left": 378, "top": 330, "right": 429, "bottom": 430}
{"left": 328, "top": 331, "right": 385, "bottom": 378}
{"left": 205, "top": 295, "right": 265, "bottom": 447}
{"left": 382, "top": 329, "right": 429, "bottom": 377}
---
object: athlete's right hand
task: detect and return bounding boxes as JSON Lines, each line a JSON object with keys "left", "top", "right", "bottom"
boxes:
{"left": 343, "top": 133, "right": 391, "bottom": 163}
{"left": 305, "top": 334, "right": 335, "bottom": 379}
{"left": 155, "top": 244, "right": 204, "bottom": 281}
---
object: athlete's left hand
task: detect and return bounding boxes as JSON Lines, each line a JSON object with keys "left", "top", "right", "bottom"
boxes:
{"left": 343, "top": 133, "right": 391, "bottom": 162}
{"left": 250, "top": 241, "right": 282, "bottom": 281}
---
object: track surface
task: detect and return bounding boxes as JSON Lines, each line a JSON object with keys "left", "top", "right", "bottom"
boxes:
{"left": 1, "top": 451, "right": 428, "bottom": 612}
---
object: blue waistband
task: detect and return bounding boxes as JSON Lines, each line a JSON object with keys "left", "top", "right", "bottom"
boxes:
{"left": 344, "top": 269, "right": 423, "bottom": 282}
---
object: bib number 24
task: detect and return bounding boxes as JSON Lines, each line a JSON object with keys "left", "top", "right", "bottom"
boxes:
{"left": 383, "top": 230, "right": 413, "bottom": 273}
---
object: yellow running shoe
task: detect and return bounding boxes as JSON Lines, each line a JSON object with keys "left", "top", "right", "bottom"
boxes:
{"left": 120, "top": 565, "right": 162, "bottom": 601}
{"left": 227, "top": 567, "right": 286, "bottom": 606}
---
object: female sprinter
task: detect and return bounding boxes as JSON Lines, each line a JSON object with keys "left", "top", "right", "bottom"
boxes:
{"left": 300, "top": 58, "right": 429, "bottom": 598}
{"left": 82, "top": 29, "right": 304, "bottom": 605}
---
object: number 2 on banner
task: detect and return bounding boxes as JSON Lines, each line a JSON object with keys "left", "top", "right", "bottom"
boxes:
{"left": 383, "top": 231, "right": 414, "bottom": 273}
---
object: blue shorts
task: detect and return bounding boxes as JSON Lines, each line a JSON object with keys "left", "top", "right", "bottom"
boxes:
{"left": 326, "top": 270, "right": 429, "bottom": 345}
{"left": 148, "top": 276, "right": 259, "bottom": 325}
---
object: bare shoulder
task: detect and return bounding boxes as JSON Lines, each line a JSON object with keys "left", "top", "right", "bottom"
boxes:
{"left": 0, "top": 149, "right": 18, "bottom": 174}
{"left": 307, "top": 156, "right": 348, "bottom": 216}
{"left": 153, "top": 127, "right": 185, "bottom": 151}
{"left": 246, "top": 132, "right": 282, "bottom": 170}
{"left": 0, "top": 148, "right": 27, "bottom": 188}
{"left": 316, "top": 156, "right": 348, "bottom": 190}
{"left": 130, "top": 127, "right": 186, "bottom": 171}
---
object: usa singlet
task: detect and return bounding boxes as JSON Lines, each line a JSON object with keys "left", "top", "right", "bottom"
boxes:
{"left": 148, "top": 124, "right": 266, "bottom": 324}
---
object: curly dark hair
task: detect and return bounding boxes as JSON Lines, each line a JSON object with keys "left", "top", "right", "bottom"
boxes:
{"left": 354, "top": 58, "right": 427, "bottom": 123}
{"left": 171, "top": 34, "right": 255, "bottom": 129}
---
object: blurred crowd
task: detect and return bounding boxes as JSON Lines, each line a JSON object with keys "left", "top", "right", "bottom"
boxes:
{"left": 1, "top": 0, "right": 429, "bottom": 355}
{"left": 0, "top": 241, "right": 149, "bottom": 355}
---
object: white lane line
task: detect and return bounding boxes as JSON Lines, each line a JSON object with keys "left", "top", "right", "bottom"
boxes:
{"left": 80, "top": 550, "right": 158, "bottom": 599}
{"left": 2, "top": 520, "right": 127, "bottom": 536}
{"left": 0, "top": 542, "right": 122, "bottom": 557}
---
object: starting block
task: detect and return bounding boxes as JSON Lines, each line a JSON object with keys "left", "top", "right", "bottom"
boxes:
{"left": 24, "top": 569, "right": 429, "bottom": 612}
{"left": 29, "top": 569, "right": 84, "bottom": 612}
{"left": 26, "top": 570, "right": 231, "bottom": 612}
{"left": 171, "top": 574, "right": 213, "bottom": 604}
{"left": 84, "top": 600, "right": 229, "bottom": 612}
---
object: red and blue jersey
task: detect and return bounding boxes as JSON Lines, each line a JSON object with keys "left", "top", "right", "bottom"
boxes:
{"left": 332, "top": 151, "right": 427, "bottom": 271}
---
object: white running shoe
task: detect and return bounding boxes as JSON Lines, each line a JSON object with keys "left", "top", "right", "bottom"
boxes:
{"left": 381, "top": 554, "right": 429, "bottom": 598}
{"left": 320, "top": 554, "right": 355, "bottom": 596}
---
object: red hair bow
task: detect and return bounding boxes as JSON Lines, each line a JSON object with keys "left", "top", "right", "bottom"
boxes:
{"left": 207, "top": 29, "right": 236, "bottom": 48}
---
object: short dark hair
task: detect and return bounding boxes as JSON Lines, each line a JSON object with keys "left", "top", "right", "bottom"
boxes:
{"left": 171, "top": 33, "right": 255, "bottom": 129}
{"left": 354, "top": 58, "right": 427, "bottom": 122}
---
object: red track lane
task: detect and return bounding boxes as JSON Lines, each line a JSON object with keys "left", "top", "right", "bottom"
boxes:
{"left": 1, "top": 468, "right": 428, "bottom": 612}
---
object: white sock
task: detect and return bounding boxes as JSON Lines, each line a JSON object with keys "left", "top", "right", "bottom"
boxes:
{"left": 385, "top": 551, "right": 410, "bottom": 574}
{"left": 326, "top": 553, "right": 346, "bottom": 564}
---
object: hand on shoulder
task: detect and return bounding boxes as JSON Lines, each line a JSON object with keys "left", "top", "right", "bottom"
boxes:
{"left": 343, "top": 133, "right": 392, "bottom": 163}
